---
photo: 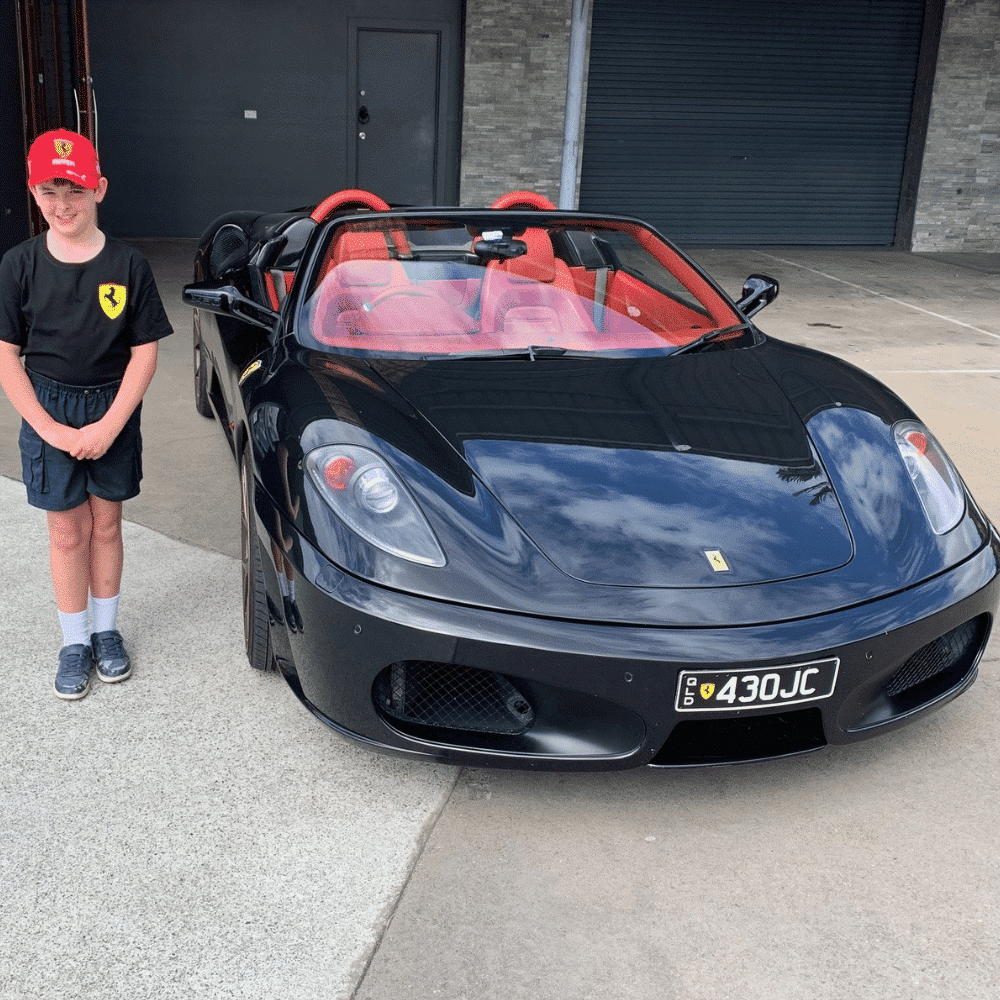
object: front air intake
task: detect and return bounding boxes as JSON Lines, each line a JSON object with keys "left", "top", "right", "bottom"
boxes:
{"left": 652, "top": 708, "right": 826, "bottom": 766}
{"left": 883, "top": 616, "right": 988, "bottom": 700}
{"left": 374, "top": 661, "right": 535, "bottom": 735}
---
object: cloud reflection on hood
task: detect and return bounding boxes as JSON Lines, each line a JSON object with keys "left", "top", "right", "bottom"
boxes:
{"left": 464, "top": 440, "right": 852, "bottom": 587}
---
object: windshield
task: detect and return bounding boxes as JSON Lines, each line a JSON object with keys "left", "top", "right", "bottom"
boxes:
{"left": 298, "top": 214, "right": 743, "bottom": 357}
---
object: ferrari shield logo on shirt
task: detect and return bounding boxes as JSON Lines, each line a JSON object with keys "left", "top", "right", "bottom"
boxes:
{"left": 99, "top": 283, "right": 126, "bottom": 320}
{"left": 700, "top": 683, "right": 715, "bottom": 700}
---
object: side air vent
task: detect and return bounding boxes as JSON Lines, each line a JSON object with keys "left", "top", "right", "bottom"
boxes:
{"left": 209, "top": 224, "right": 250, "bottom": 277}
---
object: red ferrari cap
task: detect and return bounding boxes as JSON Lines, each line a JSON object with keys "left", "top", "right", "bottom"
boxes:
{"left": 27, "top": 129, "right": 102, "bottom": 189}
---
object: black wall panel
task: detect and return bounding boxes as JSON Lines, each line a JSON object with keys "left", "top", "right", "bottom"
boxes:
{"left": 579, "top": 0, "right": 929, "bottom": 244}
{"left": 87, "top": 0, "right": 462, "bottom": 237}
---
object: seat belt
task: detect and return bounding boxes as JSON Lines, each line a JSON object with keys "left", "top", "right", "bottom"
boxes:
{"left": 593, "top": 267, "right": 609, "bottom": 330}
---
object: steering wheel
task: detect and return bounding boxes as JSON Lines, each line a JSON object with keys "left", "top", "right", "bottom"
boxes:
{"left": 365, "top": 286, "right": 441, "bottom": 310}
{"left": 490, "top": 190, "right": 557, "bottom": 211}
{"left": 357, "top": 286, "right": 475, "bottom": 336}
{"left": 310, "top": 189, "right": 391, "bottom": 223}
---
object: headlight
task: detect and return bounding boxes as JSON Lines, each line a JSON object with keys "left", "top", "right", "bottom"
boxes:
{"left": 305, "top": 444, "right": 446, "bottom": 566}
{"left": 893, "top": 420, "right": 964, "bottom": 534}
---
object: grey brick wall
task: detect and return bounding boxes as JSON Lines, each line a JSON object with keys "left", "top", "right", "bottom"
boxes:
{"left": 913, "top": 0, "right": 1000, "bottom": 252}
{"left": 460, "top": 0, "right": 585, "bottom": 207}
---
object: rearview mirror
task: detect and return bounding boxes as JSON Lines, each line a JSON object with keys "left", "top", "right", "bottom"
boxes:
{"left": 736, "top": 274, "right": 779, "bottom": 318}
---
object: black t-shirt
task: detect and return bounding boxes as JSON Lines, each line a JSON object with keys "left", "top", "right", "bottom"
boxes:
{"left": 0, "top": 234, "right": 174, "bottom": 385}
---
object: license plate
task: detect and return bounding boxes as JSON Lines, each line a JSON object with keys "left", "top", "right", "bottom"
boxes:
{"left": 675, "top": 658, "right": 839, "bottom": 713}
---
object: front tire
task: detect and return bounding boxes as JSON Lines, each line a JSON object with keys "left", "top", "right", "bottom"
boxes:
{"left": 240, "top": 448, "right": 273, "bottom": 672}
{"left": 193, "top": 322, "right": 214, "bottom": 418}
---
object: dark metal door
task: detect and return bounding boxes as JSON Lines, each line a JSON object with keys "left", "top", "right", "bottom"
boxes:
{"left": 580, "top": 0, "right": 931, "bottom": 245}
{"left": 352, "top": 27, "right": 441, "bottom": 206}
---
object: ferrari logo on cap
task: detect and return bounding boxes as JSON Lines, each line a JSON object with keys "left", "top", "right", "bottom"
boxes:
{"left": 99, "top": 283, "right": 126, "bottom": 320}
{"left": 704, "top": 549, "right": 730, "bottom": 572}
{"left": 700, "top": 683, "right": 715, "bottom": 700}
{"left": 54, "top": 138, "right": 74, "bottom": 158}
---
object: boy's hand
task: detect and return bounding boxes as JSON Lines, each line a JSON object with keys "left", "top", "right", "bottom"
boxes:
{"left": 70, "top": 417, "right": 122, "bottom": 460}
{"left": 40, "top": 422, "right": 83, "bottom": 456}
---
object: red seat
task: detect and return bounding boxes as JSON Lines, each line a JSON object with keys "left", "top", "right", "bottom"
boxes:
{"left": 311, "top": 258, "right": 411, "bottom": 342}
{"left": 479, "top": 228, "right": 596, "bottom": 346}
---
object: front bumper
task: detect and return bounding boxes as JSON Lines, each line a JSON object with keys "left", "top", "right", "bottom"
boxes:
{"left": 260, "top": 500, "right": 999, "bottom": 771}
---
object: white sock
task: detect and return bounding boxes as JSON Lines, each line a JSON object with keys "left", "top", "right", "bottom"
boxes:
{"left": 90, "top": 594, "right": 121, "bottom": 635}
{"left": 59, "top": 610, "right": 90, "bottom": 648}
{"left": 277, "top": 570, "right": 290, "bottom": 598}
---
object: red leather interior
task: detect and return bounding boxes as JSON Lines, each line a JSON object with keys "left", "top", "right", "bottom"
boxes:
{"left": 263, "top": 269, "right": 296, "bottom": 311}
{"left": 603, "top": 271, "right": 715, "bottom": 343}
{"left": 311, "top": 259, "right": 475, "bottom": 347}
{"left": 480, "top": 229, "right": 595, "bottom": 345}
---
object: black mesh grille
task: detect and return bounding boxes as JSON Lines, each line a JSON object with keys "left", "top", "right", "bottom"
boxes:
{"left": 374, "top": 661, "right": 535, "bottom": 735}
{"left": 885, "top": 618, "right": 984, "bottom": 697}
{"left": 209, "top": 224, "right": 250, "bottom": 277}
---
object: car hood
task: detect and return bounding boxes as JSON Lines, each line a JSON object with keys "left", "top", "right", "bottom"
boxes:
{"left": 281, "top": 342, "right": 990, "bottom": 625}
{"left": 374, "top": 351, "right": 854, "bottom": 588}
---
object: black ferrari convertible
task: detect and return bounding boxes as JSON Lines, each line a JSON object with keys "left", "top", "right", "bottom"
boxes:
{"left": 183, "top": 188, "right": 998, "bottom": 770}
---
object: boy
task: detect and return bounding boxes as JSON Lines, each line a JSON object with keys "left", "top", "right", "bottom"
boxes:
{"left": 0, "top": 129, "right": 173, "bottom": 699}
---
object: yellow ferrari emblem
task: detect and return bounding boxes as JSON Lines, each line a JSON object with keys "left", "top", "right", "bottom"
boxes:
{"left": 700, "top": 683, "right": 715, "bottom": 700}
{"left": 704, "top": 549, "right": 730, "bottom": 572}
{"left": 54, "top": 138, "right": 74, "bottom": 158}
{"left": 239, "top": 360, "right": 262, "bottom": 385}
{"left": 98, "top": 283, "right": 126, "bottom": 320}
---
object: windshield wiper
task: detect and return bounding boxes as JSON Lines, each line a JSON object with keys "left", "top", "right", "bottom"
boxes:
{"left": 440, "top": 346, "right": 572, "bottom": 361}
{"left": 670, "top": 322, "right": 750, "bottom": 357}
{"left": 519, "top": 346, "right": 609, "bottom": 360}
{"left": 421, "top": 346, "right": 622, "bottom": 362}
{"left": 527, "top": 345, "right": 565, "bottom": 360}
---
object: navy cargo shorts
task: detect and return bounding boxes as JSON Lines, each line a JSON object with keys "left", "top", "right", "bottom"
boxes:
{"left": 19, "top": 371, "right": 143, "bottom": 512}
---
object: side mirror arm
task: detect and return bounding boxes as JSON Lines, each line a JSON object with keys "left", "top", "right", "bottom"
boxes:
{"left": 183, "top": 281, "right": 279, "bottom": 331}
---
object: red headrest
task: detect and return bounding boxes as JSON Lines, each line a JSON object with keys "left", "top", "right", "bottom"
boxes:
{"left": 501, "top": 228, "right": 557, "bottom": 283}
{"left": 333, "top": 229, "right": 392, "bottom": 263}
{"left": 490, "top": 190, "right": 557, "bottom": 211}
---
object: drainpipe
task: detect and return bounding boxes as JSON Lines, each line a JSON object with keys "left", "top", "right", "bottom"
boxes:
{"left": 558, "top": 0, "right": 589, "bottom": 210}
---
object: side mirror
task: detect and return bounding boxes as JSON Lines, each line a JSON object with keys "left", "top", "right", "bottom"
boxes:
{"left": 183, "top": 280, "right": 279, "bottom": 331}
{"left": 736, "top": 274, "right": 779, "bottom": 318}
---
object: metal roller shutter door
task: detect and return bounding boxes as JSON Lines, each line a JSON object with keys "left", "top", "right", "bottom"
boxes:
{"left": 579, "top": 0, "right": 927, "bottom": 244}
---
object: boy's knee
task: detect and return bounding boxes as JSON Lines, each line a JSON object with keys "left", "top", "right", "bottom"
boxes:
{"left": 90, "top": 515, "right": 123, "bottom": 546}
{"left": 88, "top": 497, "right": 122, "bottom": 537}
{"left": 48, "top": 515, "right": 91, "bottom": 553}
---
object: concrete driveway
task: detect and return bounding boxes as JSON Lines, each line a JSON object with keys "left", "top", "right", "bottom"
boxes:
{"left": 1, "top": 242, "right": 997, "bottom": 999}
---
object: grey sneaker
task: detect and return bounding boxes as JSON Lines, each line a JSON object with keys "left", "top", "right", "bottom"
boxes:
{"left": 55, "top": 644, "right": 94, "bottom": 700}
{"left": 91, "top": 630, "right": 132, "bottom": 683}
